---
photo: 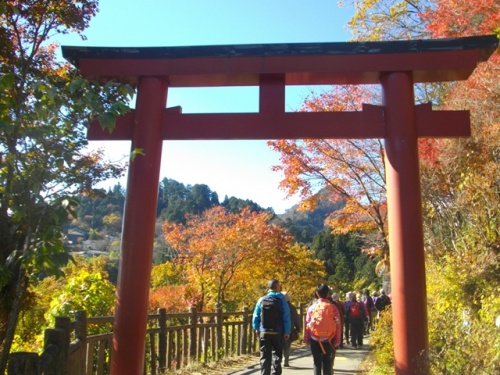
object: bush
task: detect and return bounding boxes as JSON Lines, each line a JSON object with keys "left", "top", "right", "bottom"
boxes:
{"left": 362, "top": 308, "right": 394, "bottom": 374}
{"left": 362, "top": 254, "right": 500, "bottom": 374}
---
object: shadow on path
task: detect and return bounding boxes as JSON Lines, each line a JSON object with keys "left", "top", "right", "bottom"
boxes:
{"left": 226, "top": 344, "right": 370, "bottom": 374}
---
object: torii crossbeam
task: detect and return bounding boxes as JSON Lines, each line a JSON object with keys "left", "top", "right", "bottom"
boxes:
{"left": 63, "top": 35, "right": 498, "bottom": 375}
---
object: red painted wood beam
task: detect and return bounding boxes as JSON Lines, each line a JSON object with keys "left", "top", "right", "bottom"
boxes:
{"left": 87, "top": 103, "right": 470, "bottom": 140}
{"left": 110, "top": 76, "right": 168, "bottom": 375}
{"left": 73, "top": 49, "right": 479, "bottom": 84}
{"left": 260, "top": 74, "right": 285, "bottom": 114}
{"left": 63, "top": 37, "right": 497, "bottom": 86}
{"left": 382, "top": 71, "right": 428, "bottom": 375}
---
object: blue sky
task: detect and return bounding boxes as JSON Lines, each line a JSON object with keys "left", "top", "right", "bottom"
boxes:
{"left": 55, "top": 0, "right": 354, "bottom": 213}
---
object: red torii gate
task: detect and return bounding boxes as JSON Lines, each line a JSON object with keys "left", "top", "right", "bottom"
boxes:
{"left": 63, "top": 35, "right": 498, "bottom": 375}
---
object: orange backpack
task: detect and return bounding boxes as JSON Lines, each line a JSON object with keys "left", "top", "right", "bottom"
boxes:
{"left": 308, "top": 300, "right": 337, "bottom": 339}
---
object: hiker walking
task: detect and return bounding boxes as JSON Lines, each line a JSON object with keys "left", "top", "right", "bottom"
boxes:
{"left": 304, "top": 284, "right": 341, "bottom": 375}
{"left": 330, "top": 292, "right": 346, "bottom": 348}
{"left": 282, "top": 292, "right": 302, "bottom": 367}
{"left": 344, "top": 291, "right": 352, "bottom": 345}
{"left": 252, "top": 279, "right": 291, "bottom": 375}
{"left": 346, "top": 293, "right": 366, "bottom": 349}
{"left": 375, "top": 288, "right": 391, "bottom": 317}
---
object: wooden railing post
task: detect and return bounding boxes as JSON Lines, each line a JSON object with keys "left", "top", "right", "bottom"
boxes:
{"left": 74, "top": 311, "right": 87, "bottom": 374}
{"left": 7, "top": 352, "right": 39, "bottom": 375}
{"left": 42, "top": 328, "right": 65, "bottom": 375}
{"left": 215, "top": 305, "right": 223, "bottom": 360}
{"left": 189, "top": 306, "right": 197, "bottom": 362}
{"left": 56, "top": 317, "right": 71, "bottom": 375}
{"left": 158, "top": 308, "right": 167, "bottom": 370}
{"left": 240, "top": 307, "right": 249, "bottom": 355}
{"left": 8, "top": 303, "right": 307, "bottom": 374}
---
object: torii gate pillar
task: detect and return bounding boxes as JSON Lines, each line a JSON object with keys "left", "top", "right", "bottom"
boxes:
{"left": 62, "top": 35, "right": 498, "bottom": 375}
{"left": 111, "top": 77, "right": 168, "bottom": 374}
{"left": 382, "top": 71, "right": 428, "bottom": 372}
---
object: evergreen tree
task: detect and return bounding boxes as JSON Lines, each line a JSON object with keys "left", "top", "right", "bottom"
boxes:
{"left": 157, "top": 178, "right": 189, "bottom": 223}
{"left": 186, "top": 184, "right": 214, "bottom": 215}
{"left": 221, "top": 195, "right": 267, "bottom": 214}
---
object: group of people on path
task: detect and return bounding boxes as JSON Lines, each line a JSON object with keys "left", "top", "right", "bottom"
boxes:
{"left": 252, "top": 279, "right": 391, "bottom": 375}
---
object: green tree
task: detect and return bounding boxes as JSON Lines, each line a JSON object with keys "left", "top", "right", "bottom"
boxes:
{"left": 0, "top": 0, "right": 132, "bottom": 369}
{"left": 185, "top": 184, "right": 215, "bottom": 215}
{"left": 221, "top": 195, "right": 268, "bottom": 214}
{"left": 311, "top": 230, "right": 374, "bottom": 292}
{"left": 12, "top": 256, "right": 116, "bottom": 352}
{"left": 157, "top": 177, "right": 189, "bottom": 221}
{"left": 45, "top": 262, "right": 116, "bottom": 326}
{"left": 329, "top": 253, "right": 352, "bottom": 293}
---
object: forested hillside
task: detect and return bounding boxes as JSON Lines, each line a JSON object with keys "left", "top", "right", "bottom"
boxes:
{"left": 6, "top": 175, "right": 377, "bottom": 354}
{"left": 66, "top": 177, "right": 274, "bottom": 253}
{"left": 65, "top": 177, "right": 376, "bottom": 291}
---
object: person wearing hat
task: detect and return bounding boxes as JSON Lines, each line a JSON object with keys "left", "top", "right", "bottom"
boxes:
{"left": 375, "top": 288, "right": 391, "bottom": 315}
{"left": 304, "top": 284, "right": 341, "bottom": 375}
{"left": 346, "top": 292, "right": 366, "bottom": 349}
{"left": 281, "top": 291, "right": 302, "bottom": 367}
{"left": 330, "top": 292, "right": 346, "bottom": 349}
{"left": 362, "top": 289, "right": 375, "bottom": 333}
{"left": 252, "top": 279, "right": 291, "bottom": 375}
{"left": 343, "top": 292, "right": 352, "bottom": 345}
{"left": 371, "top": 290, "right": 379, "bottom": 329}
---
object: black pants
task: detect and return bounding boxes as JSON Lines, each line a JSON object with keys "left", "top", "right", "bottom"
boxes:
{"left": 350, "top": 318, "right": 364, "bottom": 346}
{"left": 310, "top": 339, "right": 334, "bottom": 375}
{"left": 344, "top": 318, "right": 350, "bottom": 343}
{"left": 283, "top": 337, "right": 292, "bottom": 365}
{"left": 259, "top": 332, "right": 284, "bottom": 375}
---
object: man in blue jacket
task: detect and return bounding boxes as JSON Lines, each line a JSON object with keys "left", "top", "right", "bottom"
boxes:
{"left": 252, "top": 279, "right": 291, "bottom": 375}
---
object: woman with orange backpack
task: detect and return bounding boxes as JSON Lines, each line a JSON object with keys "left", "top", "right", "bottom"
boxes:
{"left": 303, "top": 284, "right": 341, "bottom": 375}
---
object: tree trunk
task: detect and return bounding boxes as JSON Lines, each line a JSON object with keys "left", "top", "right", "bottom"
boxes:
{"left": 0, "top": 272, "right": 27, "bottom": 375}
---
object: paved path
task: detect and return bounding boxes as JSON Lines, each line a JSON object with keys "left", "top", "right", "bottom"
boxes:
{"left": 226, "top": 344, "right": 370, "bottom": 374}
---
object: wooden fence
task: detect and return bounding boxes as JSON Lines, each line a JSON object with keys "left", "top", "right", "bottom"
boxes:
{"left": 8, "top": 304, "right": 306, "bottom": 375}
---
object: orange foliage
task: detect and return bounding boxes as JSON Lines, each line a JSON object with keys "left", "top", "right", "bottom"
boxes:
{"left": 417, "top": 2, "right": 500, "bottom": 257}
{"left": 421, "top": 0, "right": 500, "bottom": 38}
{"left": 162, "top": 206, "right": 297, "bottom": 311}
{"left": 268, "top": 85, "right": 389, "bottom": 253}
{"left": 418, "top": 138, "right": 445, "bottom": 168}
{"left": 148, "top": 285, "right": 191, "bottom": 313}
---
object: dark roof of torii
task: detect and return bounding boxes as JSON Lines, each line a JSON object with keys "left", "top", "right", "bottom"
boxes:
{"left": 62, "top": 35, "right": 498, "bottom": 86}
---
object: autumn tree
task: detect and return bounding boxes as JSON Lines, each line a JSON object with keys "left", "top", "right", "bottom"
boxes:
{"left": 419, "top": 6, "right": 500, "bottom": 370}
{"left": 345, "top": 0, "right": 433, "bottom": 42}
{"left": 0, "top": 0, "right": 132, "bottom": 370}
{"left": 147, "top": 261, "right": 189, "bottom": 312}
{"left": 163, "top": 206, "right": 324, "bottom": 311}
{"left": 12, "top": 256, "right": 116, "bottom": 353}
{"left": 344, "top": 0, "right": 450, "bottom": 104}
{"left": 268, "top": 85, "right": 388, "bottom": 258}
{"left": 344, "top": 0, "right": 500, "bottom": 372}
